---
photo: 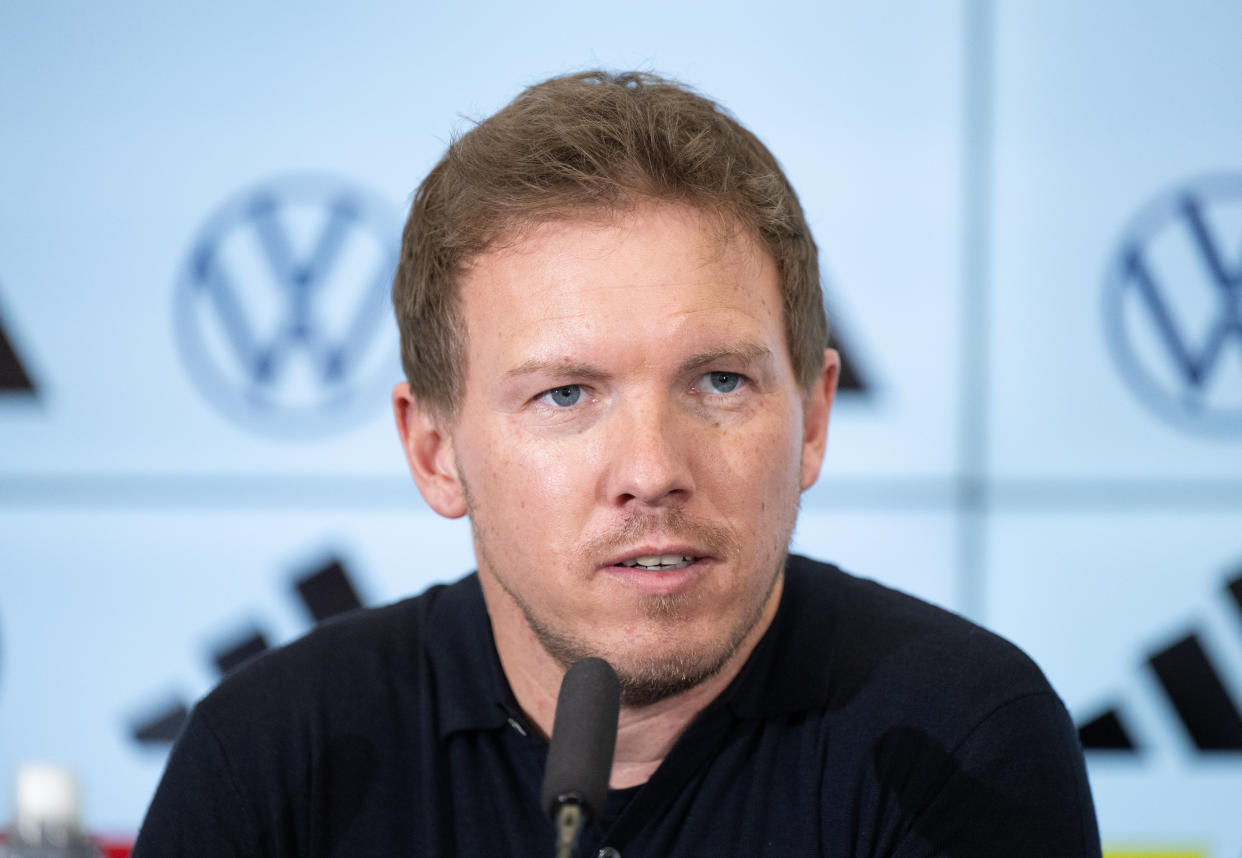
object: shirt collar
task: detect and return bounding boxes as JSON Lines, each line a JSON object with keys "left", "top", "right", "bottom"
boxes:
{"left": 722, "top": 554, "right": 837, "bottom": 718}
{"left": 424, "top": 573, "right": 523, "bottom": 739}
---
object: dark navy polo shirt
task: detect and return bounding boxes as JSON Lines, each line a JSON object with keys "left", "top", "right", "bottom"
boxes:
{"left": 133, "top": 555, "right": 1100, "bottom": 857}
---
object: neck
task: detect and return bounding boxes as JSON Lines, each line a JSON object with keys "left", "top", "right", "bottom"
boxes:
{"left": 479, "top": 573, "right": 784, "bottom": 789}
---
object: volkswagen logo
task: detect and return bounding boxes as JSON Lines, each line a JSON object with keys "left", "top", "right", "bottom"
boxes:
{"left": 174, "top": 175, "right": 400, "bottom": 437}
{"left": 1104, "top": 173, "right": 1242, "bottom": 436}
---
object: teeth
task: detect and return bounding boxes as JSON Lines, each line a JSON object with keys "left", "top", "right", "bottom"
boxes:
{"left": 619, "top": 554, "right": 695, "bottom": 570}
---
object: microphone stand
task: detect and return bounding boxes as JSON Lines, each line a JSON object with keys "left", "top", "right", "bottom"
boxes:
{"left": 552, "top": 800, "right": 585, "bottom": 858}
{"left": 541, "top": 658, "right": 620, "bottom": 858}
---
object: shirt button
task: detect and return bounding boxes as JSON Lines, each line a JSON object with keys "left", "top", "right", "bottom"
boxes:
{"left": 598, "top": 849, "right": 621, "bottom": 858}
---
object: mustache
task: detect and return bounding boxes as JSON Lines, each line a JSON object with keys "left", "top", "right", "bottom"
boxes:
{"left": 577, "top": 509, "right": 740, "bottom": 565}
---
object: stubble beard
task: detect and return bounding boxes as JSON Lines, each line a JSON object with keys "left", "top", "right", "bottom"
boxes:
{"left": 465, "top": 477, "right": 793, "bottom": 708}
{"left": 514, "top": 547, "right": 785, "bottom": 707}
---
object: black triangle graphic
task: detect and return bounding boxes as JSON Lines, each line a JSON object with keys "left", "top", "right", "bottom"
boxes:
{"left": 295, "top": 557, "right": 364, "bottom": 623}
{"left": 128, "top": 556, "right": 370, "bottom": 746}
{"left": 1078, "top": 708, "right": 1138, "bottom": 751}
{"left": 0, "top": 317, "right": 35, "bottom": 394}
{"left": 836, "top": 343, "right": 864, "bottom": 393}
{"left": 1076, "top": 560, "right": 1242, "bottom": 756}
{"left": 1226, "top": 565, "right": 1242, "bottom": 622}
{"left": 132, "top": 701, "right": 189, "bottom": 745}
{"left": 212, "top": 628, "right": 271, "bottom": 676}
{"left": 1148, "top": 631, "right": 1242, "bottom": 751}
{"left": 824, "top": 295, "right": 868, "bottom": 395}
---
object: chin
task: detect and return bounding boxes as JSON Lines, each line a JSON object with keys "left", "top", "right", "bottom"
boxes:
{"left": 607, "top": 641, "right": 741, "bottom": 707}
{"left": 530, "top": 596, "right": 771, "bottom": 708}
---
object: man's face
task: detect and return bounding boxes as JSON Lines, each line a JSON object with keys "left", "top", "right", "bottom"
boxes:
{"left": 411, "top": 202, "right": 833, "bottom": 705}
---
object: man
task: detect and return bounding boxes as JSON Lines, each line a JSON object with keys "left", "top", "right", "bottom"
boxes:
{"left": 134, "top": 71, "right": 1100, "bottom": 856}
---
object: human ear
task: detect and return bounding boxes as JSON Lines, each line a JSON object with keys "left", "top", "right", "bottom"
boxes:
{"left": 800, "top": 349, "right": 840, "bottom": 491}
{"left": 392, "top": 382, "right": 468, "bottom": 519}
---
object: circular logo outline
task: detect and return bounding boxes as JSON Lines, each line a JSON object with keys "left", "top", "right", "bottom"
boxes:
{"left": 1102, "top": 171, "right": 1242, "bottom": 438}
{"left": 174, "top": 174, "right": 401, "bottom": 438}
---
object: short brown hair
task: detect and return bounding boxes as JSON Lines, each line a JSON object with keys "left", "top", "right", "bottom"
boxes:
{"left": 393, "top": 70, "right": 827, "bottom": 418}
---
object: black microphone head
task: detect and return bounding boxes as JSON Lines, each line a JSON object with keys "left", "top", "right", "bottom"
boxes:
{"left": 540, "top": 657, "right": 621, "bottom": 820}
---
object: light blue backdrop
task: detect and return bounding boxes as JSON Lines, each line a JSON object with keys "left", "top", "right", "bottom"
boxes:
{"left": 2, "top": 1, "right": 1240, "bottom": 852}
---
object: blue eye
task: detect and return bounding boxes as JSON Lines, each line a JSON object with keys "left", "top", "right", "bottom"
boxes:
{"left": 703, "top": 371, "right": 742, "bottom": 394}
{"left": 542, "top": 385, "right": 582, "bottom": 407}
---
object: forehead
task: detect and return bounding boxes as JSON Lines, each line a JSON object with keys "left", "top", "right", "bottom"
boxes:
{"left": 456, "top": 203, "right": 780, "bottom": 350}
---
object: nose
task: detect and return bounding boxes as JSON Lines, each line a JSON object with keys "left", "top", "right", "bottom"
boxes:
{"left": 603, "top": 396, "right": 694, "bottom": 510}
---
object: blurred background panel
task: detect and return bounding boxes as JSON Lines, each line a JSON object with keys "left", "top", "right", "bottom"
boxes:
{"left": 1, "top": 0, "right": 1240, "bottom": 852}
{"left": 985, "top": 4, "right": 1242, "bottom": 852}
{"left": 0, "top": 0, "right": 964, "bottom": 481}
{"left": 0, "top": 508, "right": 475, "bottom": 828}
{"left": 988, "top": 511, "right": 1242, "bottom": 854}
{"left": 989, "top": 1, "right": 1242, "bottom": 480}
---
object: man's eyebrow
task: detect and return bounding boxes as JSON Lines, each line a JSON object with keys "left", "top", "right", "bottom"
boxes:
{"left": 504, "top": 359, "right": 611, "bottom": 381}
{"left": 503, "top": 345, "right": 773, "bottom": 380}
{"left": 679, "top": 343, "right": 773, "bottom": 374}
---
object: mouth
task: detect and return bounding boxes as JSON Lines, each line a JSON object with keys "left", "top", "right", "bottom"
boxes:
{"left": 601, "top": 548, "right": 711, "bottom": 595}
{"left": 614, "top": 554, "right": 699, "bottom": 572}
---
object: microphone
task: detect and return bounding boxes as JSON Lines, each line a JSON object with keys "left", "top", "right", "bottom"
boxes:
{"left": 540, "top": 657, "right": 620, "bottom": 858}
